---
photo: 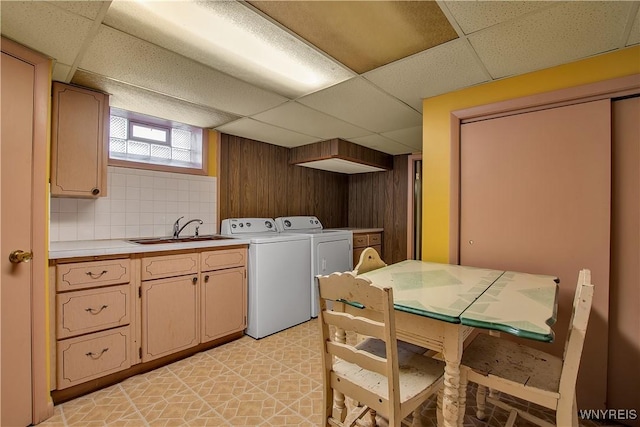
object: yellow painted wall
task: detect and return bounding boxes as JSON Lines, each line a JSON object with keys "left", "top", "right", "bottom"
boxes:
{"left": 208, "top": 130, "right": 219, "bottom": 177}
{"left": 422, "top": 46, "right": 640, "bottom": 262}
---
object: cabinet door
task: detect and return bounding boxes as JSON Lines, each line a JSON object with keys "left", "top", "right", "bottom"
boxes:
{"left": 51, "top": 82, "right": 108, "bottom": 197}
{"left": 141, "top": 274, "right": 199, "bottom": 362}
{"left": 201, "top": 267, "right": 246, "bottom": 343}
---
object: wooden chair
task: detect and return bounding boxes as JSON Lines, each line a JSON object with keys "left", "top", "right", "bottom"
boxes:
{"left": 460, "top": 269, "right": 595, "bottom": 427}
{"left": 317, "top": 271, "right": 445, "bottom": 427}
{"left": 353, "top": 247, "right": 387, "bottom": 275}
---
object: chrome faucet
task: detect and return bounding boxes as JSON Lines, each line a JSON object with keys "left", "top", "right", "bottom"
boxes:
{"left": 173, "top": 216, "right": 203, "bottom": 239}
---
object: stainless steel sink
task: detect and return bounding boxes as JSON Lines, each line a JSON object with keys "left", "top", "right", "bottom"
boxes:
{"left": 128, "top": 235, "right": 234, "bottom": 245}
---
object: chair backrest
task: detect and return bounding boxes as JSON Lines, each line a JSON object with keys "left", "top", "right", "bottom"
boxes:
{"left": 317, "top": 271, "right": 401, "bottom": 417}
{"left": 353, "top": 247, "right": 387, "bottom": 275}
{"left": 558, "top": 269, "right": 594, "bottom": 396}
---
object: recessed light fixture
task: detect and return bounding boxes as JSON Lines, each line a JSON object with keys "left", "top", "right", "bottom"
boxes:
{"left": 109, "top": 0, "right": 354, "bottom": 97}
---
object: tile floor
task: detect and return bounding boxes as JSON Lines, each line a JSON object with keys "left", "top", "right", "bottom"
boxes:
{"left": 40, "top": 320, "right": 618, "bottom": 427}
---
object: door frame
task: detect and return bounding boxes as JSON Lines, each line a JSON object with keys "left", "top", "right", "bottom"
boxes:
{"left": 449, "top": 73, "right": 640, "bottom": 263}
{"left": 406, "top": 154, "right": 422, "bottom": 259}
{"left": 1, "top": 37, "right": 53, "bottom": 423}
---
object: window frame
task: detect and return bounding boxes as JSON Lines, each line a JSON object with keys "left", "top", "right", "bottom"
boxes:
{"left": 108, "top": 108, "right": 208, "bottom": 176}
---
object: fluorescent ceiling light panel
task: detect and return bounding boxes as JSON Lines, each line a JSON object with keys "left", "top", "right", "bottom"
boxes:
{"left": 296, "top": 159, "right": 386, "bottom": 175}
{"left": 110, "top": 0, "right": 353, "bottom": 97}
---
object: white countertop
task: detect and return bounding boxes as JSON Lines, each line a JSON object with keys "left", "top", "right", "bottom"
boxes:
{"left": 49, "top": 237, "right": 251, "bottom": 259}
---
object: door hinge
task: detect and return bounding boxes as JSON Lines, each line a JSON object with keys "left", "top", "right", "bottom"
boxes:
{"left": 244, "top": 270, "right": 246, "bottom": 278}
{"left": 138, "top": 287, "right": 141, "bottom": 298}
{"left": 139, "top": 347, "right": 142, "bottom": 359}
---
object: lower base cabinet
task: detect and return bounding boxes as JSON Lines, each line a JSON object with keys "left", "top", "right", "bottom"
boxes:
{"left": 202, "top": 267, "right": 246, "bottom": 342}
{"left": 141, "top": 274, "right": 200, "bottom": 362}
{"left": 51, "top": 245, "right": 248, "bottom": 398}
{"left": 57, "top": 326, "right": 131, "bottom": 389}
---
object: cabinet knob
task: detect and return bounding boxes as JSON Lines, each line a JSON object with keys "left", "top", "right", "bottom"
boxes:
{"left": 192, "top": 277, "right": 198, "bottom": 285}
{"left": 91, "top": 188, "right": 100, "bottom": 196}
{"left": 204, "top": 275, "right": 209, "bottom": 283}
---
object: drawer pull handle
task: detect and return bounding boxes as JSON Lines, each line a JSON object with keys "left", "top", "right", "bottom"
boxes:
{"left": 85, "top": 348, "right": 109, "bottom": 359}
{"left": 85, "top": 305, "right": 108, "bottom": 315}
{"left": 86, "top": 270, "right": 108, "bottom": 279}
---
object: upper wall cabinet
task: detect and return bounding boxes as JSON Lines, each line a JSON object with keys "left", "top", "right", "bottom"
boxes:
{"left": 51, "top": 82, "right": 109, "bottom": 198}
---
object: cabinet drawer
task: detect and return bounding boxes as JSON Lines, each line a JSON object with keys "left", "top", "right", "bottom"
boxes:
{"left": 57, "top": 326, "right": 131, "bottom": 389}
{"left": 368, "top": 233, "right": 382, "bottom": 245}
{"left": 57, "top": 259, "right": 130, "bottom": 292}
{"left": 141, "top": 253, "right": 199, "bottom": 281}
{"left": 353, "top": 234, "right": 368, "bottom": 248}
{"left": 57, "top": 284, "right": 131, "bottom": 339}
{"left": 201, "top": 248, "right": 247, "bottom": 272}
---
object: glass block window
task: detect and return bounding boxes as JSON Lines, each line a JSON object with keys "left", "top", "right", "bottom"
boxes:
{"left": 108, "top": 109, "right": 204, "bottom": 172}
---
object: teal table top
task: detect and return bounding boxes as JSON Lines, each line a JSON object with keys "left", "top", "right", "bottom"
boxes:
{"left": 359, "top": 260, "right": 558, "bottom": 342}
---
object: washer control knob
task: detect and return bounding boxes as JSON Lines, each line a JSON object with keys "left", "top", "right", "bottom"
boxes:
{"left": 231, "top": 224, "right": 237, "bottom": 229}
{"left": 284, "top": 220, "right": 291, "bottom": 228}
{"left": 239, "top": 223, "right": 244, "bottom": 228}
{"left": 246, "top": 222, "right": 252, "bottom": 227}
{"left": 265, "top": 221, "right": 273, "bottom": 229}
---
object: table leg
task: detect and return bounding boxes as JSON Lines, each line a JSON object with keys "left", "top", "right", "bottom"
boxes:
{"left": 458, "top": 368, "right": 468, "bottom": 427}
{"left": 441, "top": 324, "right": 463, "bottom": 427}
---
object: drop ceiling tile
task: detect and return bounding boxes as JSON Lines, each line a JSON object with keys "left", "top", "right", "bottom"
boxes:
{"left": 442, "top": 1, "right": 553, "bottom": 35}
{"left": 251, "top": 102, "right": 371, "bottom": 140}
{"left": 348, "top": 134, "right": 414, "bottom": 156}
{"left": 380, "top": 126, "right": 423, "bottom": 152}
{"left": 71, "top": 71, "right": 240, "bottom": 129}
{"left": 216, "top": 118, "right": 319, "bottom": 148}
{"left": 628, "top": 7, "right": 640, "bottom": 46}
{"left": 298, "top": 77, "right": 422, "bottom": 133}
{"left": 103, "top": 1, "right": 354, "bottom": 98}
{"left": 469, "top": 1, "right": 633, "bottom": 79}
{"left": 365, "top": 39, "right": 489, "bottom": 111}
{"left": 248, "top": 1, "right": 458, "bottom": 73}
{"left": 52, "top": 62, "right": 73, "bottom": 82}
{"left": 47, "top": 1, "right": 108, "bottom": 20}
{"left": 79, "top": 25, "right": 288, "bottom": 117}
{"left": 0, "top": 1, "right": 93, "bottom": 64}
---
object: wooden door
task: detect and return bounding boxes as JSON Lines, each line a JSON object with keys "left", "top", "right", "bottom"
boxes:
{"left": 201, "top": 267, "right": 246, "bottom": 342}
{"left": 1, "top": 49, "right": 35, "bottom": 427}
{"left": 459, "top": 100, "right": 611, "bottom": 410}
{"left": 141, "top": 275, "right": 199, "bottom": 362}
{"left": 1, "top": 39, "right": 50, "bottom": 425}
{"left": 608, "top": 95, "right": 640, "bottom": 424}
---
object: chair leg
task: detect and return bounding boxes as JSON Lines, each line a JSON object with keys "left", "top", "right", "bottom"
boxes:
{"left": 476, "top": 385, "right": 487, "bottom": 420}
{"left": 556, "top": 394, "right": 578, "bottom": 427}
{"left": 436, "top": 388, "right": 443, "bottom": 427}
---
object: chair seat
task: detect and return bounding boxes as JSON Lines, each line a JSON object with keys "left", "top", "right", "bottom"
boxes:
{"left": 334, "top": 338, "right": 445, "bottom": 402}
{"left": 462, "top": 333, "right": 562, "bottom": 394}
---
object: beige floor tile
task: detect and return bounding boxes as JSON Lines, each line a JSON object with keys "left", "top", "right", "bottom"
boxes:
{"left": 47, "top": 321, "right": 616, "bottom": 427}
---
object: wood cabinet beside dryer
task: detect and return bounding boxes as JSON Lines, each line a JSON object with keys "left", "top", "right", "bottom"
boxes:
{"left": 351, "top": 229, "right": 384, "bottom": 266}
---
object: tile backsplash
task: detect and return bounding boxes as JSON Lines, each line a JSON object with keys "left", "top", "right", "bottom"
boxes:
{"left": 50, "top": 166, "right": 217, "bottom": 242}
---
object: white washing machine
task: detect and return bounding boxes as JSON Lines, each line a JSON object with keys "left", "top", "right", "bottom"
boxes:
{"left": 274, "top": 216, "right": 353, "bottom": 318}
{"left": 221, "top": 218, "right": 311, "bottom": 339}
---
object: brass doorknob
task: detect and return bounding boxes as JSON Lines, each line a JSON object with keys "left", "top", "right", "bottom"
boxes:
{"left": 9, "top": 250, "right": 33, "bottom": 264}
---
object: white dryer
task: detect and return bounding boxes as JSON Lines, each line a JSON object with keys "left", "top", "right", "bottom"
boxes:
{"left": 221, "top": 218, "right": 311, "bottom": 338}
{"left": 274, "top": 216, "right": 353, "bottom": 317}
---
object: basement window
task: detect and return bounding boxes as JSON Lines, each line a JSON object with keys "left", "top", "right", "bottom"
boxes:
{"left": 108, "top": 108, "right": 207, "bottom": 175}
